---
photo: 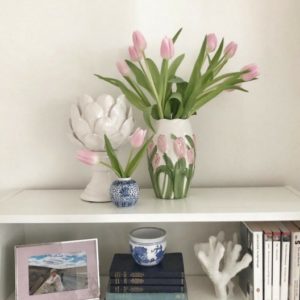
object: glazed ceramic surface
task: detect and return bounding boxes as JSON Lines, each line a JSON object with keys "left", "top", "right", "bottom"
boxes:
{"left": 80, "top": 152, "right": 112, "bottom": 203}
{"left": 110, "top": 178, "right": 139, "bottom": 207}
{"left": 129, "top": 227, "right": 167, "bottom": 266}
{"left": 147, "top": 119, "right": 196, "bottom": 199}
{"left": 69, "top": 94, "right": 134, "bottom": 151}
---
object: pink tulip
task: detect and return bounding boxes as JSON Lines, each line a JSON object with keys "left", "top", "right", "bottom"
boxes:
{"left": 76, "top": 149, "right": 100, "bottom": 166}
{"left": 206, "top": 33, "right": 217, "bottom": 52}
{"left": 173, "top": 137, "right": 186, "bottom": 158}
{"left": 148, "top": 141, "right": 155, "bottom": 154}
{"left": 224, "top": 41, "right": 238, "bottom": 59}
{"left": 187, "top": 148, "right": 195, "bottom": 165}
{"left": 157, "top": 135, "right": 167, "bottom": 153}
{"left": 241, "top": 64, "right": 259, "bottom": 81}
{"left": 130, "top": 128, "right": 147, "bottom": 148}
{"left": 160, "top": 37, "right": 174, "bottom": 60}
{"left": 116, "top": 60, "right": 130, "bottom": 76}
{"left": 152, "top": 153, "right": 161, "bottom": 169}
{"left": 128, "top": 46, "right": 142, "bottom": 61}
{"left": 132, "top": 31, "right": 147, "bottom": 51}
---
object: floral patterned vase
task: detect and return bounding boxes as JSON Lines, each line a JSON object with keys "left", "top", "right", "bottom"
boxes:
{"left": 110, "top": 178, "right": 139, "bottom": 207}
{"left": 147, "top": 119, "right": 196, "bottom": 199}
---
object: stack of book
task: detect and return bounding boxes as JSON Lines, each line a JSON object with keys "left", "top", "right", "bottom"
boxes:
{"left": 106, "top": 253, "right": 187, "bottom": 300}
{"left": 239, "top": 221, "right": 300, "bottom": 300}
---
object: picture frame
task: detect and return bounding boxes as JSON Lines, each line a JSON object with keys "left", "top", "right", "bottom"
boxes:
{"left": 15, "top": 238, "right": 100, "bottom": 300}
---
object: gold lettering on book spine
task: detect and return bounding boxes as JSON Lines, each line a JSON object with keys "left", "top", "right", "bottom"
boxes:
{"left": 130, "top": 278, "right": 144, "bottom": 284}
{"left": 130, "top": 272, "right": 144, "bottom": 278}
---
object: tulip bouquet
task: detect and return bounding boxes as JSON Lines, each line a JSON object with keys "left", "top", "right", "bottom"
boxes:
{"left": 95, "top": 29, "right": 259, "bottom": 129}
{"left": 77, "top": 128, "right": 150, "bottom": 178}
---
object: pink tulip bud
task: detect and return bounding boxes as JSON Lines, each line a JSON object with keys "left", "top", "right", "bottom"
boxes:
{"left": 132, "top": 31, "right": 147, "bottom": 51}
{"left": 187, "top": 148, "right": 195, "bottom": 165}
{"left": 160, "top": 37, "right": 174, "bottom": 60}
{"left": 148, "top": 141, "right": 155, "bottom": 154}
{"left": 128, "top": 46, "right": 142, "bottom": 61}
{"left": 130, "top": 128, "right": 147, "bottom": 148}
{"left": 224, "top": 41, "right": 238, "bottom": 59}
{"left": 157, "top": 135, "right": 167, "bottom": 153}
{"left": 76, "top": 149, "right": 100, "bottom": 166}
{"left": 173, "top": 137, "right": 186, "bottom": 158}
{"left": 116, "top": 60, "right": 130, "bottom": 76}
{"left": 206, "top": 33, "right": 217, "bottom": 52}
{"left": 152, "top": 153, "right": 161, "bottom": 169}
{"left": 241, "top": 64, "right": 259, "bottom": 81}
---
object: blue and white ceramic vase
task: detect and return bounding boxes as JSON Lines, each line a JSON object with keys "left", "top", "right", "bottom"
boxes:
{"left": 110, "top": 178, "right": 139, "bottom": 207}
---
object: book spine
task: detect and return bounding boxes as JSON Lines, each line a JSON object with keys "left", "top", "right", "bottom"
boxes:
{"left": 263, "top": 232, "right": 272, "bottom": 300}
{"left": 110, "top": 271, "right": 184, "bottom": 279}
{"left": 280, "top": 236, "right": 290, "bottom": 300}
{"left": 106, "top": 292, "right": 187, "bottom": 300}
{"left": 289, "top": 232, "right": 300, "bottom": 300}
{"left": 110, "top": 277, "right": 184, "bottom": 286}
{"left": 109, "top": 285, "right": 185, "bottom": 293}
{"left": 253, "top": 230, "right": 263, "bottom": 300}
{"left": 272, "top": 233, "right": 281, "bottom": 300}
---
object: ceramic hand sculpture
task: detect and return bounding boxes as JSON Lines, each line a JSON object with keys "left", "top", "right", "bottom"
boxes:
{"left": 194, "top": 231, "right": 252, "bottom": 300}
{"left": 69, "top": 94, "right": 134, "bottom": 202}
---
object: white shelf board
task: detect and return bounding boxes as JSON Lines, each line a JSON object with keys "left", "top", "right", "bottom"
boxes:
{"left": 1, "top": 186, "right": 300, "bottom": 223}
{"left": 7, "top": 275, "right": 245, "bottom": 300}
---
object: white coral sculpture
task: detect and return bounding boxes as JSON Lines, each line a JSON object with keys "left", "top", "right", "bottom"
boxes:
{"left": 194, "top": 231, "right": 252, "bottom": 300}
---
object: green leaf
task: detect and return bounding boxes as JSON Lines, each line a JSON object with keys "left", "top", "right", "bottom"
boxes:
{"left": 168, "top": 76, "right": 185, "bottom": 84}
{"left": 184, "top": 36, "right": 207, "bottom": 100}
{"left": 125, "top": 60, "right": 152, "bottom": 93}
{"left": 164, "top": 92, "right": 183, "bottom": 119}
{"left": 126, "top": 138, "right": 152, "bottom": 177}
{"left": 143, "top": 107, "right": 155, "bottom": 132}
{"left": 208, "top": 39, "right": 224, "bottom": 71}
{"left": 171, "top": 134, "right": 177, "bottom": 140}
{"left": 172, "top": 28, "right": 183, "bottom": 43}
{"left": 95, "top": 74, "right": 148, "bottom": 111}
{"left": 145, "top": 58, "right": 160, "bottom": 91}
{"left": 168, "top": 54, "right": 185, "bottom": 79}
{"left": 104, "top": 135, "right": 124, "bottom": 177}
{"left": 151, "top": 104, "right": 160, "bottom": 120}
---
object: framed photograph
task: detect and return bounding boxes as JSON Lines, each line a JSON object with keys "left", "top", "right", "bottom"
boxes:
{"left": 15, "top": 239, "right": 100, "bottom": 300}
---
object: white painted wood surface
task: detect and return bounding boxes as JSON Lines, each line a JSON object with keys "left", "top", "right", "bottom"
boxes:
{"left": 0, "top": 187, "right": 300, "bottom": 223}
{"left": 6, "top": 275, "right": 245, "bottom": 300}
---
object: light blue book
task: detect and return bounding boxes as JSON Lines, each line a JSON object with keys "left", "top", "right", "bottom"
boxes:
{"left": 106, "top": 292, "right": 188, "bottom": 300}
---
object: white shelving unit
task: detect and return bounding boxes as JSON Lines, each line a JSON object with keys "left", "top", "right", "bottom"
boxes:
{"left": 1, "top": 186, "right": 300, "bottom": 223}
{"left": 2, "top": 186, "right": 300, "bottom": 300}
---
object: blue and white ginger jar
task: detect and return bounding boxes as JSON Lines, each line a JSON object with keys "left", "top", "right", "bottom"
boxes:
{"left": 110, "top": 178, "right": 139, "bottom": 207}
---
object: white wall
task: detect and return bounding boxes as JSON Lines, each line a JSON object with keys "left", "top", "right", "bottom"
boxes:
{"left": 1, "top": 0, "right": 300, "bottom": 190}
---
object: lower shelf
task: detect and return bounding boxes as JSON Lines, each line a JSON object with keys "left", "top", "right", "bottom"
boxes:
{"left": 7, "top": 275, "right": 245, "bottom": 300}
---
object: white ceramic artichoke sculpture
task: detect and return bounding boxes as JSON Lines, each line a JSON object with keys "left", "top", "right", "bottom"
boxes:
{"left": 69, "top": 94, "right": 134, "bottom": 202}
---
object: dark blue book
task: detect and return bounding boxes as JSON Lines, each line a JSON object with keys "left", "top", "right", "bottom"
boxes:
{"left": 108, "top": 283, "right": 185, "bottom": 293}
{"left": 110, "top": 277, "right": 184, "bottom": 286}
{"left": 109, "top": 253, "right": 184, "bottom": 279}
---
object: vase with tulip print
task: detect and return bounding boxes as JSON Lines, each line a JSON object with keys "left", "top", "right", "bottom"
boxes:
{"left": 148, "top": 119, "right": 195, "bottom": 199}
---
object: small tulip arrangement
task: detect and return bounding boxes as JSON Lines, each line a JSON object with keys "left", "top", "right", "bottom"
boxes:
{"left": 77, "top": 128, "right": 150, "bottom": 179}
{"left": 95, "top": 29, "right": 259, "bottom": 128}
